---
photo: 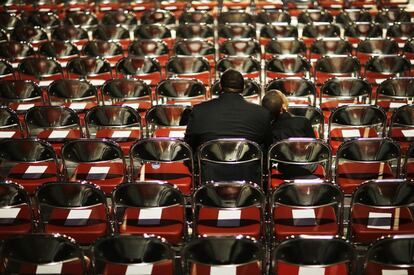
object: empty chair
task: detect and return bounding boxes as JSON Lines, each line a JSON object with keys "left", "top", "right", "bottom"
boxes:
{"left": 166, "top": 56, "right": 211, "bottom": 86}
{"left": 0, "top": 41, "right": 35, "bottom": 67}
{"left": 176, "top": 24, "right": 214, "bottom": 41}
{"left": 11, "top": 25, "right": 48, "bottom": 48}
{"left": 219, "top": 39, "right": 261, "bottom": 60}
{"left": 85, "top": 105, "right": 142, "bottom": 155}
{"left": 211, "top": 78, "right": 261, "bottom": 104}
{"left": 18, "top": 57, "right": 63, "bottom": 87}
{"left": 335, "top": 138, "right": 400, "bottom": 194}
{"left": 344, "top": 23, "right": 383, "bottom": 45}
{"left": 272, "top": 236, "right": 356, "bottom": 275}
{"left": 364, "top": 55, "right": 411, "bottom": 86}
{"left": 268, "top": 138, "right": 331, "bottom": 189}
{"left": 0, "top": 60, "right": 14, "bottom": 80}
{"left": 260, "top": 25, "right": 299, "bottom": 45}
{"left": 375, "top": 8, "right": 411, "bottom": 24}
{"left": 51, "top": 25, "right": 89, "bottom": 49}
{"left": 128, "top": 40, "right": 169, "bottom": 66}
{"left": 266, "top": 55, "right": 311, "bottom": 80}
{"left": 116, "top": 56, "right": 162, "bottom": 87}
{"left": 0, "top": 107, "right": 23, "bottom": 138}
{"left": 310, "top": 38, "right": 353, "bottom": 60}
{"left": 218, "top": 11, "right": 254, "bottom": 25}
{"left": 82, "top": 40, "right": 124, "bottom": 66}
{"left": 92, "top": 25, "right": 130, "bottom": 51}
{"left": 0, "top": 181, "right": 33, "bottom": 239}
{"left": 314, "top": 55, "right": 360, "bottom": 85}
{"left": 100, "top": 10, "right": 138, "bottom": 28}
{"left": 256, "top": 10, "right": 291, "bottom": 25}
{"left": 320, "top": 77, "right": 372, "bottom": 121}
{"left": 67, "top": 57, "right": 112, "bottom": 86}
{"left": 328, "top": 105, "right": 387, "bottom": 154}
{"left": 218, "top": 24, "right": 256, "bottom": 44}
{"left": 288, "top": 106, "right": 324, "bottom": 138}
{"left": 216, "top": 56, "right": 261, "bottom": 83}
{"left": 174, "top": 39, "right": 215, "bottom": 66}
{"left": 356, "top": 39, "right": 400, "bottom": 65}
{"left": 38, "top": 41, "right": 80, "bottom": 67}
{"left": 130, "top": 138, "right": 193, "bottom": 195}
{"left": 134, "top": 24, "right": 173, "bottom": 48}
{"left": 156, "top": 78, "right": 206, "bottom": 105}
{"left": 182, "top": 236, "right": 264, "bottom": 275}
{"left": 21, "top": 11, "right": 60, "bottom": 31}
{"left": 263, "top": 38, "right": 306, "bottom": 59}
{"left": 36, "top": 181, "right": 110, "bottom": 245}
{"left": 193, "top": 182, "right": 265, "bottom": 239}
{"left": 302, "top": 23, "right": 341, "bottom": 46}
{"left": 349, "top": 179, "right": 414, "bottom": 244}
{"left": 61, "top": 139, "right": 127, "bottom": 194}
{"left": 266, "top": 77, "right": 316, "bottom": 106}
{"left": 375, "top": 77, "right": 414, "bottom": 117}
{"left": 92, "top": 235, "right": 175, "bottom": 275}
{"left": 179, "top": 10, "right": 214, "bottom": 24}
{"left": 221, "top": 0, "right": 252, "bottom": 10}
{"left": 0, "top": 138, "right": 59, "bottom": 194}
{"left": 140, "top": 9, "right": 176, "bottom": 26}
{"left": 0, "top": 80, "right": 43, "bottom": 114}
{"left": 1, "top": 234, "right": 87, "bottom": 274}
{"left": 298, "top": 9, "right": 334, "bottom": 24}
{"left": 0, "top": 12, "right": 23, "bottom": 32}
{"left": 387, "top": 22, "right": 414, "bottom": 43}
{"left": 64, "top": 11, "right": 98, "bottom": 30}
{"left": 403, "top": 39, "right": 414, "bottom": 61}
{"left": 336, "top": 9, "right": 372, "bottom": 25}
{"left": 364, "top": 235, "right": 414, "bottom": 275}
{"left": 112, "top": 181, "right": 186, "bottom": 245}
{"left": 25, "top": 106, "right": 82, "bottom": 155}
{"left": 389, "top": 105, "right": 414, "bottom": 154}
{"left": 198, "top": 139, "right": 263, "bottom": 186}
{"left": 145, "top": 105, "right": 192, "bottom": 138}
{"left": 404, "top": 142, "right": 414, "bottom": 180}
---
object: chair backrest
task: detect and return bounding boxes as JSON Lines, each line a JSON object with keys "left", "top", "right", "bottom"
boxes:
{"left": 179, "top": 11, "right": 214, "bottom": 24}
{"left": 405, "top": 143, "right": 414, "bottom": 178}
{"left": 298, "top": 9, "right": 334, "bottom": 23}
{"left": 198, "top": 138, "right": 263, "bottom": 186}
{"left": 336, "top": 9, "right": 372, "bottom": 24}
{"left": 344, "top": 23, "right": 383, "bottom": 39}
{"left": 156, "top": 78, "right": 206, "bottom": 103}
{"left": 216, "top": 56, "right": 261, "bottom": 80}
{"left": 390, "top": 104, "right": 414, "bottom": 127}
{"left": 100, "top": 10, "right": 137, "bottom": 27}
{"left": 140, "top": 9, "right": 176, "bottom": 26}
{"left": 0, "top": 180, "right": 32, "bottom": 213}
{"left": 18, "top": 57, "right": 63, "bottom": 80}
{"left": 166, "top": 56, "right": 210, "bottom": 76}
{"left": 64, "top": 11, "right": 98, "bottom": 29}
{"left": 375, "top": 8, "right": 411, "bottom": 24}
{"left": 92, "top": 235, "right": 175, "bottom": 275}
{"left": 315, "top": 55, "right": 360, "bottom": 75}
{"left": 0, "top": 41, "right": 35, "bottom": 61}
{"left": 365, "top": 55, "right": 411, "bottom": 74}
{"left": 218, "top": 11, "right": 254, "bottom": 25}
{"left": 211, "top": 78, "right": 260, "bottom": 99}
{"left": 0, "top": 106, "right": 21, "bottom": 130}
{"left": 264, "top": 38, "right": 305, "bottom": 56}
{"left": 320, "top": 77, "right": 371, "bottom": 101}
{"left": 357, "top": 38, "right": 400, "bottom": 55}
{"left": 174, "top": 39, "right": 215, "bottom": 58}
{"left": 92, "top": 25, "right": 130, "bottom": 42}
{"left": 115, "top": 56, "right": 161, "bottom": 84}
{"left": 145, "top": 104, "right": 192, "bottom": 131}
{"left": 48, "top": 78, "right": 98, "bottom": 105}
{"left": 1, "top": 234, "right": 87, "bottom": 274}
{"left": 302, "top": 23, "right": 341, "bottom": 38}
{"left": 0, "top": 80, "right": 43, "bottom": 107}
{"left": 266, "top": 77, "right": 316, "bottom": 106}
{"left": 82, "top": 40, "right": 123, "bottom": 59}
{"left": 387, "top": 22, "right": 414, "bottom": 40}
{"left": 128, "top": 40, "right": 169, "bottom": 58}
{"left": 256, "top": 10, "right": 291, "bottom": 24}
{"left": 260, "top": 25, "right": 299, "bottom": 41}
{"left": 310, "top": 38, "right": 352, "bottom": 56}
{"left": 337, "top": 137, "right": 400, "bottom": 162}
{"left": 376, "top": 77, "right": 414, "bottom": 102}
{"left": 101, "top": 78, "right": 151, "bottom": 104}
{"left": 176, "top": 23, "right": 214, "bottom": 40}
{"left": 182, "top": 236, "right": 263, "bottom": 275}
{"left": 51, "top": 25, "right": 89, "bottom": 43}
{"left": 266, "top": 55, "right": 310, "bottom": 77}
{"left": 38, "top": 41, "right": 79, "bottom": 60}
{"left": 67, "top": 56, "right": 112, "bottom": 79}
{"left": 219, "top": 39, "right": 261, "bottom": 58}
{"left": 134, "top": 24, "right": 172, "bottom": 40}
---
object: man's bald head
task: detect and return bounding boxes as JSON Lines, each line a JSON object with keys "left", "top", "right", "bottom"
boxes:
{"left": 262, "top": 89, "right": 289, "bottom": 117}
{"left": 220, "top": 69, "right": 244, "bottom": 93}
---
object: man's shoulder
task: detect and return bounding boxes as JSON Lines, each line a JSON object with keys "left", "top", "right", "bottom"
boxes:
{"left": 192, "top": 98, "right": 221, "bottom": 111}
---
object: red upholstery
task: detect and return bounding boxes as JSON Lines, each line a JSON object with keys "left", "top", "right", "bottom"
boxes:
{"left": 270, "top": 165, "right": 326, "bottom": 189}
{"left": 364, "top": 262, "right": 414, "bottom": 275}
{"left": 190, "top": 262, "right": 262, "bottom": 275}
{"left": 103, "top": 261, "right": 174, "bottom": 275}
{"left": 329, "top": 127, "right": 379, "bottom": 154}
{"left": 276, "top": 261, "right": 349, "bottom": 275}
{"left": 153, "top": 128, "right": 186, "bottom": 138}
{"left": 389, "top": 128, "right": 414, "bottom": 155}
{"left": 37, "top": 129, "right": 82, "bottom": 156}
{"left": 95, "top": 129, "right": 141, "bottom": 155}
{"left": 0, "top": 205, "right": 32, "bottom": 239}
{"left": 13, "top": 260, "right": 84, "bottom": 275}
{"left": 407, "top": 162, "right": 414, "bottom": 179}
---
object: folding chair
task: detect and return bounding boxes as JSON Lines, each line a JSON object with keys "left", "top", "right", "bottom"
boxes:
{"left": 364, "top": 55, "right": 411, "bottom": 86}
{"left": 335, "top": 9, "right": 372, "bottom": 25}
{"left": 404, "top": 142, "right": 414, "bottom": 180}
{"left": 0, "top": 138, "right": 59, "bottom": 194}
{"left": 356, "top": 39, "right": 400, "bottom": 65}
{"left": 193, "top": 181, "right": 265, "bottom": 240}
{"left": 0, "top": 106, "right": 23, "bottom": 139}
{"left": 0, "top": 80, "right": 44, "bottom": 114}
{"left": 112, "top": 181, "right": 186, "bottom": 245}
{"left": 266, "top": 55, "right": 311, "bottom": 80}
{"left": 67, "top": 56, "right": 112, "bottom": 87}
{"left": 309, "top": 38, "right": 353, "bottom": 61}
{"left": 10, "top": 25, "right": 48, "bottom": 48}
{"left": 216, "top": 56, "right": 260, "bottom": 83}
{"left": 182, "top": 236, "right": 264, "bottom": 275}
{"left": 1, "top": 234, "right": 87, "bottom": 274}
{"left": 134, "top": 24, "right": 174, "bottom": 48}
{"left": 130, "top": 138, "right": 194, "bottom": 195}
{"left": 271, "top": 181, "right": 343, "bottom": 241}
{"left": 272, "top": 236, "right": 356, "bottom": 275}
{"left": 268, "top": 138, "right": 331, "bottom": 189}
{"left": 344, "top": 23, "right": 383, "bottom": 45}
{"left": 61, "top": 139, "right": 127, "bottom": 194}
{"left": 335, "top": 138, "right": 401, "bottom": 194}
{"left": 198, "top": 138, "right": 263, "bottom": 187}
{"left": 301, "top": 23, "right": 341, "bottom": 47}
{"left": 389, "top": 104, "right": 414, "bottom": 154}
{"left": 0, "top": 41, "right": 36, "bottom": 68}
{"left": 314, "top": 55, "right": 360, "bottom": 85}
{"left": 298, "top": 9, "right": 334, "bottom": 24}
{"left": 260, "top": 25, "right": 299, "bottom": 46}
{"left": 116, "top": 56, "right": 162, "bottom": 87}
{"left": 166, "top": 56, "right": 211, "bottom": 87}
{"left": 17, "top": 57, "right": 63, "bottom": 88}
{"left": 92, "top": 235, "right": 175, "bottom": 275}
{"left": 51, "top": 25, "right": 89, "bottom": 50}
{"left": 37, "top": 41, "right": 80, "bottom": 68}
{"left": 218, "top": 23, "right": 256, "bottom": 44}
{"left": 266, "top": 77, "right": 316, "bottom": 106}
{"left": 387, "top": 22, "right": 414, "bottom": 44}
{"left": 211, "top": 78, "right": 261, "bottom": 104}
{"left": 128, "top": 40, "right": 169, "bottom": 67}
{"left": 63, "top": 11, "right": 98, "bottom": 30}
{"left": 156, "top": 78, "right": 206, "bottom": 106}
{"left": 349, "top": 179, "right": 414, "bottom": 244}
{"left": 263, "top": 38, "right": 305, "bottom": 59}
{"left": 82, "top": 40, "right": 124, "bottom": 66}
{"left": 219, "top": 39, "right": 261, "bottom": 60}
{"left": 36, "top": 181, "right": 110, "bottom": 245}
{"left": 176, "top": 24, "right": 214, "bottom": 42}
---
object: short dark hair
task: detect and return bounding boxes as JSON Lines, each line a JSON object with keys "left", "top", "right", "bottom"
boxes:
{"left": 220, "top": 69, "right": 244, "bottom": 93}
{"left": 262, "top": 90, "right": 287, "bottom": 118}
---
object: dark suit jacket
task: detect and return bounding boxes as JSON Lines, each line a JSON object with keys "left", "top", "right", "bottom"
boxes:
{"left": 184, "top": 93, "right": 272, "bottom": 152}
{"left": 270, "top": 112, "right": 316, "bottom": 143}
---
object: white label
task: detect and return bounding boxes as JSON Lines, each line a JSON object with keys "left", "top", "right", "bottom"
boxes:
{"left": 292, "top": 209, "right": 316, "bottom": 226}
{"left": 399, "top": 43, "right": 406, "bottom": 48}
{"left": 298, "top": 267, "right": 325, "bottom": 275}
{"left": 17, "top": 104, "right": 34, "bottom": 111}
{"left": 169, "top": 131, "right": 185, "bottom": 138}
{"left": 368, "top": 212, "right": 392, "bottom": 229}
{"left": 138, "top": 208, "right": 162, "bottom": 225}
{"left": 375, "top": 79, "right": 387, "bottom": 84}
{"left": 410, "top": 60, "right": 414, "bottom": 65}
{"left": 36, "top": 263, "right": 63, "bottom": 274}
{"left": 217, "top": 210, "right": 241, "bottom": 227}
{"left": 89, "top": 79, "right": 106, "bottom": 86}
{"left": 48, "top": 130, "right": 70, "bottom": 139}
{"left": 174, "top": 102, "right": 192, "bottom": 106}
{"left": 25, "top": 165, "right": 47, "bottom": 175}
{"left": 65, "top": 209, "right": 92, "bottom": 226}
{"left": 122, "top": 103, "right": 140, "bottom": 109}
{"left": 382, "top": 270, "right": 408, "bottom": 275}
{"left": 126, "top": 264, "right": 154, "bottom": 275}
{"left": 210, "top": 266, "right": 237, "bottom": 275}
{"left": 39, "top": 80, "right": 54, "bottom": 87}
{"left": 390, "top": 102, "right": 406, "bottom": 108}
{"left": 341, "top": 129, "right": 361, "bottom": 138}
{"left": 0, "top": 208, "right": 20, "bottom": 219}
{"left": 0, "top": 131, "right": 15, "bottom": 138}
{"left": 402, "top": 129, "right": 414, "bottom": 137}
{"left": 331, "top": 4, "right": 342, "bottom": 8}
{"left": 69, "top": 102, "right": 87, "bottom": 110}
{"left": 111, "top": 131, "right": 132, "bottom": 138}
{"left": 143, "top": 80, "right": 152, "bottom": 85}
{"left": 87, "top": 166, "right": 110, "bottom": 180}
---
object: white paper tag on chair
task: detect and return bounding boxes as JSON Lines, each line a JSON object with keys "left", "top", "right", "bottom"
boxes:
{"left": 36, "top": 263, "right": 63, "bottom": 274}
{"left": 292, "top": 209, "right": 316, "bottom": 226}
{"left": 210, "top": 266, "right": 237, "bottom": 275}
{"left": 138, "top": 208, "right": 162, "bottom": 225}
{"left": 0, "top": 208, "right": 20, "bottom": 224}
{"left": 38, "top": 80, "right": 54, "bottom": 87}
{"left": 298, "top": 267, "right": 325, "bottom": 275}
{"left": 69, "top": 102, "right": 87, "bottom": 110}
{"left": 126, "top": 264, "right": 153, "bottom": 275}
{"left": 86, "top": 166, "right": 110, "bottom": 180}
{"left": 169, "top": 131, "right": 185, "bottom": 138}
{"left": 0, "top": 131, "right": 16, "bottom": 138}
{"left": 64, "top": 209, "right": 92, "bottom": 226}
{"left": 48, "top": 130, "right": 70, "bottom": 139}
{"left": 375, "top": 79, "right": 387, "bottom": 84}
{"left": 217, "top": 210, "right": 241, "bottom": 227}
{"left": 23, "top": 165, "right": 48, "bottom": 179}
{"left": 17, "top": 103, "right": 35, "bottom": 111}
{"left": 402, "top": 129, "right": 414, "bottom": 137}
{"left": 112, "top": 131, "right": 132, "bottom": 138}
{"left": 89, "top": 79, "right": 106, "bottom": 86}
{"left": 174, "top": 102, "right": 192, "bottom": 106}
{"left": 341, "top": 129, "right": 360, "bottom": 138}
{"left": 382, "top": 270, "right": 408, "bottom": 275}
{"left": 122, "top": 103, "right": 140, "bottom": 109}
{"left": 390, "top": 102, "right": 406, "bottom": 108}
{"left": 367, "top": 212, "right": 392, "bottom": 229}
{"left": 143, "top": 80, "right": 152, "bottom": 85}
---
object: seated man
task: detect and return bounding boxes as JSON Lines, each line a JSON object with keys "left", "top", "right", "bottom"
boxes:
{"left": 185, "top": 69, "right": 272, "bottom": 152}
{"left": 262, "top": 89, "right": 315, "bottom": 143}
